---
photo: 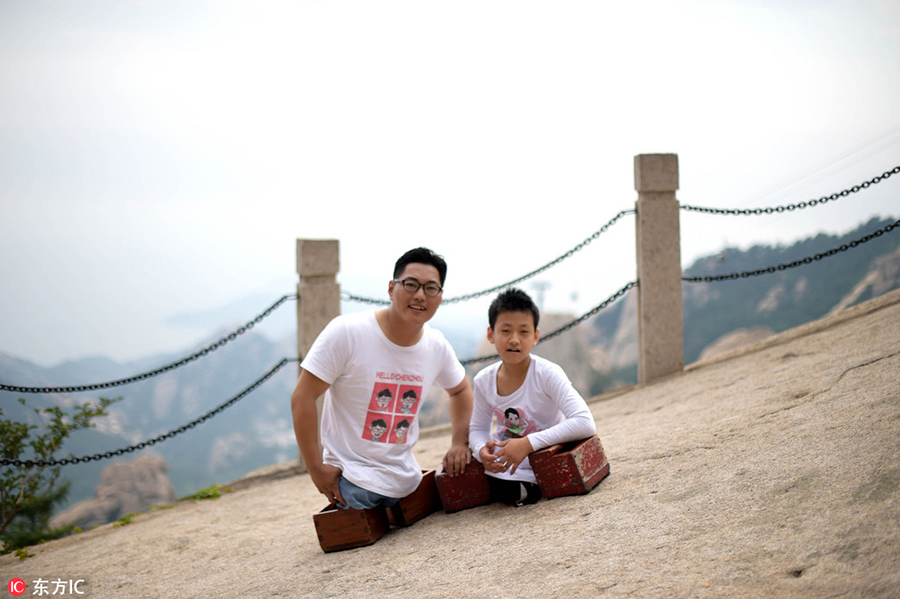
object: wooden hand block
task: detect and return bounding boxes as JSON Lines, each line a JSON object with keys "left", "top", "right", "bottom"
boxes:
{"left": 530, "top": 435, "right": 610, "bottom": 499}
{"left": 435, "top": 459, "right": 492, "bottom": 513}
{"left": 388, "top": 469, "right": 441, "bottom": 527}
{"left": 313, "top": 504, "right": 389, "bottom": 552}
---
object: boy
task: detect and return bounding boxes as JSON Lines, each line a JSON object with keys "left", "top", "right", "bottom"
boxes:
{"left": 469, "top": 288, "right": 597, "bottom": 506}
{"left": 291, "top": 247, "right": 473, "bottom": 511}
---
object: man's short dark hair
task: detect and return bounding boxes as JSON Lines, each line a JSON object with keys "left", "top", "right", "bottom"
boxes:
{"left": 489, "top": 288, "right": 540, "bottom": 329}
{"left": 394, "top": 247, "right": 448, "bottom": 286}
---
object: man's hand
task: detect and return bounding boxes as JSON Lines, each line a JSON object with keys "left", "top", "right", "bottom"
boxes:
{"left": 442, "top": 442, "right": 471, "bottom": 477}
{"left": 309, "top": 463, "right": 344, "bottom": 507}
{"left": 444, "top": 377, "right": 473, "bottom": 477}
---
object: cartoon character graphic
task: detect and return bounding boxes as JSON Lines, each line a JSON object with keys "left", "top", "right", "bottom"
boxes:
{"left": 399, "top": 389, "right": 418, "bottom": 414}
{"left": 497, "top": 407, "right": 535, "bottom": 439}
{"left": 363, "top": 381, "right": 421, "bottom": 441}
{"left": 393, "top": 419, "right": 411, "bottom": 444}
{"left": 374, "top": 388, "right": 393, "bottom": 412}
{"left": 368, "top": 418, "right": 388, "bottom": 443}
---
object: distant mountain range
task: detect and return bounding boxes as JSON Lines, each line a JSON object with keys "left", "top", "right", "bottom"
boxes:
{"left": 1, "top": 215, "right": 898, "bottom": 516}
{"left": 584, "top": 215, "right": 900, "bottom": 392}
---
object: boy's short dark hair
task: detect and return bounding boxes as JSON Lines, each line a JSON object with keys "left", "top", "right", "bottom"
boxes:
{"left": 394, "top": 247, "right": 448, "bottom": 286}
{"left": 488, "top": 288, "right": 540, "bottom": 329}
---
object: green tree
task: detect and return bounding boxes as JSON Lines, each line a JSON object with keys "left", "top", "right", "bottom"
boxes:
{"left": 1, "top": 396, "right": 120, "bottom": 553}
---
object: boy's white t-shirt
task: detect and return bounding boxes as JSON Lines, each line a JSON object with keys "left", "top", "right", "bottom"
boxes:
{"left": 301, "top": 311, "right": 465, "bottom": 498}
{"left": 469, "top": 355, "right": 597, "bottom": 484}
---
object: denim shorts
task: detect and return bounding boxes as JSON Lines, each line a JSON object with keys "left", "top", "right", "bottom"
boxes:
{"left": 337, "top": 476, "right": 401, "bottom": 510}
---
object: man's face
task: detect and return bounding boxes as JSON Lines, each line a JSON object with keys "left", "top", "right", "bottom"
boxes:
{"left": 395, "top": 426, "right": 408, "bottom": 441}
{"left": 377, "top": 394, "right": 391, "bottom": 410}
{"left": 389, "top": 263, "right": 442, "bottom": 325}
{"left": 401, "top": 395, "right": 415, "bottom": 410}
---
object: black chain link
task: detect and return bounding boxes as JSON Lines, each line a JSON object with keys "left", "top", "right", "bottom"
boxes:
{"left": 0, "top": 294, "right": 298, "bottom": 394}
{"left": 343, "top": 210, "right": 635, "bottom": 306}
{"left": 0, "top": 358, "right": 298, "bottom": 468}
{"left": 683, "top": 219, "right": 900, "bottom": 282}
{"left": 680, "top": 166, "right": 899, "bottom": 216}
{"left": 460, "top": 281, "right": 637, "bottom": 366}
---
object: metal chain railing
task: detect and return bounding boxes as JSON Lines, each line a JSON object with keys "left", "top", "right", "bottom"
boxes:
{"left": 0, "top": 294, "right": 298, "bottom": 394}
{"left": 4, "top": 168, "right": 895, "bottom": 467}
{"left": 680, "top": 166, "right": 899, "bottom": 216}
{"left": 0, "top": 358, "right": 298, "bottom": 468}
{"left": 683, "top": 219, "right": 900, "bottom": 282}
{"left": 343, "top": 209, "right": 635, "bottom": 306}
{"left": 460, "top": 281, "right": 637, "bottom": 366}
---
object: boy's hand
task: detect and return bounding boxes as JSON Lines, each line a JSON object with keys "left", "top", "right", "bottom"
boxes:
{"left": 493, "top": 437, "right": 534, "bottom": 475}
{"left": 480, "top": 441, "right": 507, "bottom": 474}
{"left": 309, "top": 463, "right": 344, "bottom": 507}
{"left": 442, "top": 442, "right": 472, "bottom": 477}
{"left": 481, "top": 438, "right": 533, "bottom": 474}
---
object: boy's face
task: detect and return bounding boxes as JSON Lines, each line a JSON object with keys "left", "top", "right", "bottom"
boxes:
{"left": 487, "top": 310, "right": 539, "bottom": 366}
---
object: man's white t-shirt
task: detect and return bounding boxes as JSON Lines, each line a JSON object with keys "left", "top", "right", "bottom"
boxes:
{"left": 469, "top": 355, "right": 597, "bottom": 484}
{"left": 301, "top": 311, "right": 465, "bottom": 498}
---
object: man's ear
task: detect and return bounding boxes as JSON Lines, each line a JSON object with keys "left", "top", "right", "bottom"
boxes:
{"left": 533, "top": 328, "right": 540, "bottom": 345}
{"left": 486, "top": 326, "right": 494, "bottom": 343}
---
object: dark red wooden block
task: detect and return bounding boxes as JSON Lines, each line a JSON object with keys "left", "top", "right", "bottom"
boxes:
{"left": 388, "top": 469, "right": 441, "bottom": 526}
{"left": 313, "top": 504, "right": 389, "bottom": 552}
{"left": 435, "top": 458, "right": 491, "bottom": 513}
{"left": 531, "top": 435, "right": 610, "bottom": 499}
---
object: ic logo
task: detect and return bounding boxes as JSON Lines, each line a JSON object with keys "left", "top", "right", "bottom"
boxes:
{"left": 7, "top": 578, "right": 26, "bottom": 596}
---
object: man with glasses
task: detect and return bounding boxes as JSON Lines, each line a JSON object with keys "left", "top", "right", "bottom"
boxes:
{"left": 291, "top": 247, "right": 473, "bottom": 515}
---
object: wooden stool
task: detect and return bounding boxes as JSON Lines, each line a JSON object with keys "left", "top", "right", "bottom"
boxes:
{"left": 435, "top": 459, "right": 492, "bottom": 513}
{"left": 312, "top": 504, "right": 389, "bottom": 553}
{"left": 530, "top": 435, "right": 610, "bottom": 499}
{"left": 388, "top": 469, "right": 441, "bottom": 527}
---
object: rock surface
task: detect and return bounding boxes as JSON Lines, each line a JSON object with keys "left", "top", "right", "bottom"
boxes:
{"left": 3, "top": 290, "right": 899, "bottom": 598}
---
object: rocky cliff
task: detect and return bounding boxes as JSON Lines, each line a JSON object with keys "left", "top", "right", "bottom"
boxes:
{"left": 50, "top": 455, "right": 175, "bottom": 530}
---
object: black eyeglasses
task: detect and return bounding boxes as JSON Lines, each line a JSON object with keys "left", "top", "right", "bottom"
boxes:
{"left": 393, "top": 278, "right": 443, "bottom": 297}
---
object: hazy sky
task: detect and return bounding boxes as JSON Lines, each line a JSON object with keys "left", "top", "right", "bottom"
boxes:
{"left": 1, "top": 0, "right": 899, "bottom": 367}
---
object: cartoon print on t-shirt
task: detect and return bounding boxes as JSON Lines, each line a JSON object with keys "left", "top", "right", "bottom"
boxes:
{"left": 369, "top": 383, "right": 397, "bottom": 413}
{"left": 362, "top": 381, "right": 424, "bottom": 444}
{"left": 364, "top": 415, "right": 389, "bottom": 443}
{"left": 390, "top": 419, "right": 411, "bottom": 444}
{"left": 495, "top": 407, "right": 537, "bottom": 439}
{"left": 397, "top": 385, "right": 421, "bottom": 415}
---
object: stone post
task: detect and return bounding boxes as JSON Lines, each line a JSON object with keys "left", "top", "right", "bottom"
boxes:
{"left": 296, "top": 239, "right": 341, "bottom": 470}
{"left": 634, "top": 154, "right": 684, "bottom": 384}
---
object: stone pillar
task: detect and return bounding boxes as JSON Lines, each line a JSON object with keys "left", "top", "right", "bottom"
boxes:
{"left": 296, "top": 239, "right": 341, "bottom": 362}
{"left": 296, "top": 239, "right": 341, "bottom": 471}
{"left": 634, "top": 154, "right": 684, "bottom": 384}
